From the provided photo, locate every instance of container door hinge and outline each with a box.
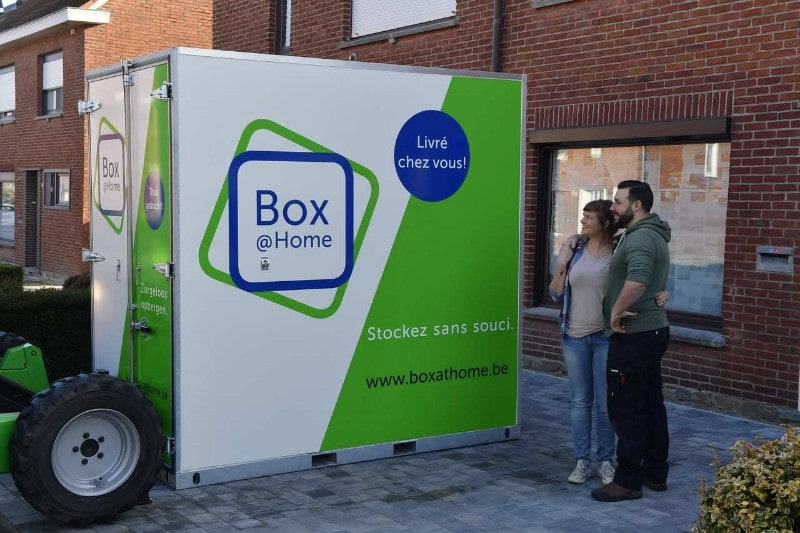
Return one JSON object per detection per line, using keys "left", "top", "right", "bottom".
{"left": 121, "top": 59, "right": 134, "bottom": 86}
{"left": 78, "top": 100, "right": 102, "bottom": 115}
{"left": 131, "top": 317, "right": 151, "bottom": 334}
{"left": 151, "top": 82, "right": 172, "bottom": 101}
{"left": 82, "top": 249, "right": 105, "bottom": 263}
{"left": 153, "top": 262, "right": 174, "bottom": 279}
{"left": 164, "top": 437, "right": 176, "bottom": 455}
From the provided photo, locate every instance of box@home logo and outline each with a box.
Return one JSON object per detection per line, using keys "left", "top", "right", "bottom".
{"left": 93, "top": 117, "right": 127, "bottom": 234}
{"left": 199, "top": 119, "right": 379, "bottom": 319}
{"left": 228, "top": 151, "right": 354, "bottom": 292}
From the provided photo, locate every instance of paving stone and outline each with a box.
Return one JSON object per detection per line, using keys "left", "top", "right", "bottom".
{"left": 0, "top": 371, "right": 785, "bottom": 533}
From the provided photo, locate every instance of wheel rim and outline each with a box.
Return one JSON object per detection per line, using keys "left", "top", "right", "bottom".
{"left": 51, "top": 409, "right": 141, "bottom": 496}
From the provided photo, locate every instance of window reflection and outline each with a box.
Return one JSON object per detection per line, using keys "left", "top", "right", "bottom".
{"left": 550, "top": 143, "right": 730, "bottom": 316}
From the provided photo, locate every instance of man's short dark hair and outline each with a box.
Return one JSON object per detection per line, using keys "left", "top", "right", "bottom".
{"left": 617, "top": 180, "right": 654, "bottom": 212}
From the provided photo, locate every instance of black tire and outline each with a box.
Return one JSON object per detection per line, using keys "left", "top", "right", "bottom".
{"left": 9, "top": 373, "right": 162, "bottom": 526}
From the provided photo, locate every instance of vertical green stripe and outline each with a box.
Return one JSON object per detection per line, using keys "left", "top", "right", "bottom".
{"left": 321, "top": 77, "right": 522, "bottom": 450}
{"left": 122, "top": 64, "right": 174, "bottom": 442}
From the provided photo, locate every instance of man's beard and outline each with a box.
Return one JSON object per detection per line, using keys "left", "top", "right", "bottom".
{"left": 616, "top": 207, "right": 634, "bottom": 228}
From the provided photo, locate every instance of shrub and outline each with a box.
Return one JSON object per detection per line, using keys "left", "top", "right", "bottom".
{"left": 63, "top": 271, "right": 91, "bottom": 290}
{"left": 0, "top": 263, "right": 23, "bottom": 294}
{"left": 695, "top": 425, "right": 800, "bottom": 533}
{"left": 0, "top": 288, "right": 91, "bottom": 382}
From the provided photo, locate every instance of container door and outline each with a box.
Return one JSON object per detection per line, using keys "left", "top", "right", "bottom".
{"left": 128, "top": 62, "right": 175, "bottom": 470}
{"left": 87, "top": 73, "right": 130, "bottom": 378}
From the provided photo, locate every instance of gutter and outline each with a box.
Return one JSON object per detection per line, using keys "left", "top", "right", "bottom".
{"left": 491, "top": 0, "right": 503, "bottom": 72}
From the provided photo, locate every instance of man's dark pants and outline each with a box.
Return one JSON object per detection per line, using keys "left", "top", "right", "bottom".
{"left": 606, "top": 326, "right": 670, "bottom": 490}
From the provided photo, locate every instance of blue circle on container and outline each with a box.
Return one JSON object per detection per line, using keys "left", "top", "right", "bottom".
{"left": 394, "top": 110, "right": 470, "bottom": 202}
{"left": 144, "top": 171, "right": 165, "bottom": 230}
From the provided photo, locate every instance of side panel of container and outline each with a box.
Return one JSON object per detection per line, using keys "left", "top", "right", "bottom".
{"left": 172, "top": 50, "right": 523, "bottom": 486}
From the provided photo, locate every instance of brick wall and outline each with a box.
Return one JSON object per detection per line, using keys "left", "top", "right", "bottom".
{"left": 84, "top": 0, "right": 213, "bottom": 70}
{"left": 0, "top": 1, "right": 214, "bottom": 277}
{"left": 216, "top": 0, "right": 799, "bottom": 408}
{"left": 212, "top": 0, "right": 274, "bottom": 53}
{"left": 504, "top": 0, "right": 800, "bottom": 408}
{"left": 0, "top": 33, "right": 88, "bottom": 275}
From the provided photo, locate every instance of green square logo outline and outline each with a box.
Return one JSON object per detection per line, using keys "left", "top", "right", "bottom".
{"left": 198, "top": 119, "right": 380, "bottom": 319}
{"left": 93, "top": 116, "right": 126, "bottom": 235}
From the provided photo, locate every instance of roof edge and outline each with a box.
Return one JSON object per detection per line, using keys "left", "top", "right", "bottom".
{"left": 0, "top": 7, "right": 110, "bottom": 50}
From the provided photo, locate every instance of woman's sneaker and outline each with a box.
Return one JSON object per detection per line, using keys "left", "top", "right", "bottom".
{"left": 597, "top": 461, "right": 616, "bottom": 485}
{"left": 568, "top": 459, "right": 593, "bottom": 484}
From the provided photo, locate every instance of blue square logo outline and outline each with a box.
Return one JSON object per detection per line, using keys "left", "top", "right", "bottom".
{"left": 227, "top": 150, "right": 355, "bottom": 292}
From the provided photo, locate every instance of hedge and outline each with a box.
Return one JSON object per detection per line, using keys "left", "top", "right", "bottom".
{"left": 0, "top": 288, "right": 91, "bottom": 383}
{"left": 0, "top": 263, "right": 23, "bottom": 294}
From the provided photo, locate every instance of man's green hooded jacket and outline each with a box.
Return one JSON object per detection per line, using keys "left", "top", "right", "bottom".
{"left": 604, "top": 213, "right": 671, "bottom": 335}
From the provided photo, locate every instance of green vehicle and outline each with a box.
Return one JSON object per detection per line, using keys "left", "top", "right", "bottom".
{"left": 0, "top": 333, "right": 162, "bottom": 525}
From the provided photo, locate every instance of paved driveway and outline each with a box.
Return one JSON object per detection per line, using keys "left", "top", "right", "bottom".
{"left": 0, "top": 370, "right": 783, "bottom": 532}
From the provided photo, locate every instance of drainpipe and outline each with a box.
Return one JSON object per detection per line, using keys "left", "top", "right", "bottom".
{"left": 491, "top": 0, "right": 503, "bottom": 72}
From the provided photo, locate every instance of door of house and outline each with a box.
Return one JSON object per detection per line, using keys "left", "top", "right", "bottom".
{"left": 23, "top": 170, "right": 39, "bottom": 272}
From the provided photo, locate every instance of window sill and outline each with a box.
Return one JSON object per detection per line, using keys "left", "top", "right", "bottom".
{"left": 44, "top": 205, "right": 69, "bottom": 210}
{"left": 532, "top": 0, "right": 576, "bottom": 8}
{"left": 0, "top": 239, "right": 14, "bottom": 247}
{"left": 523, "top": 307, "right": 726, "bottom": 348}
{"left": 34, "top": 112, "right": 64, "bottom": 121}
{"left": 0, "top": 118, "right": 14, "bottom": 126}
{"left": 339, "top": 17, "right": 459, "bottom": 49}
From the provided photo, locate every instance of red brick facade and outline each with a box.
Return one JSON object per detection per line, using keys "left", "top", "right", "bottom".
{"left": 0, "top": 0, "right": 212, "bottom": 277}
{"left": 0, "top": 33, "right": 87, "bottom": 275}
{"left": 215, "top": 0, "right": 800, "bottom": 410}
{"left": 213, "top": 0, "right": 274, "bottom": 53}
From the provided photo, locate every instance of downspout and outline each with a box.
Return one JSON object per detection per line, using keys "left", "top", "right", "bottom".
{"left": 491, "top": 0, "right": 503, "bottom": 72}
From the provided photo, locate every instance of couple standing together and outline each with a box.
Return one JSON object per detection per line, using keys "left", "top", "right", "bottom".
{"left": 549, "top": 180, "right": 671, "bottom": 502}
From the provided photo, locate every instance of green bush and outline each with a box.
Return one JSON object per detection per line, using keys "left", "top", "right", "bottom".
{"left": 63, "top": 271, "right": 91, "bottom": 290}
{"left": 695, "top": 425, "right": 800, "bottom": 532}
{"left": 0, "top": 288, "right": 91, "bottom": 382}
{"left": 0, "top": 263, "right": 23, "bottom": 294}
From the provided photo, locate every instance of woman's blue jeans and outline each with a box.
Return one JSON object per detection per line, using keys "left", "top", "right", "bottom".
{"left": 562, "top": 330, "right": 615, "bottom": 462}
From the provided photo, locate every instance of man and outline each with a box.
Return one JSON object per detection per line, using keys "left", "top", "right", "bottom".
{"left": 591, "top": 180, "right": 671, "bottom": 502}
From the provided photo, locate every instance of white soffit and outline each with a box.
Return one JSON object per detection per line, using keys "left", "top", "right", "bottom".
{"left": 0, "top": 7, "right": 110, "bottom": 48}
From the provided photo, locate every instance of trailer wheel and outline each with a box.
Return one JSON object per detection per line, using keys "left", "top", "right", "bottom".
{"left": 9, "top": 373, "right": 162, "bottom": 526}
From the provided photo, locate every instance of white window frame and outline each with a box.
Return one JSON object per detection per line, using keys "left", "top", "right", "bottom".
{"left": 351, "top": 0, "right": 456, "bottom": 38}
{"left": 0, "top": 171, "right": 15, "bottom": 243}
{"left": 0, "top": 64, "right": 14, "bottom": 121}
{"left": 44, "top": 170, "right": 70, "bottom": 208}
{"left": 705, "top": 143, "right": 719, "bottom": 178}
{"left": 41, "top": 51, "right": 63, "bottom": 116}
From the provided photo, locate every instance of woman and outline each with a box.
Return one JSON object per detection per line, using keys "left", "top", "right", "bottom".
{"left": 549, "top": 199, "right": 667, "bottom": 486}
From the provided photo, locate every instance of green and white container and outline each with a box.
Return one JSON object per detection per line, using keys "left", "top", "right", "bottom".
{"left": 84, "top": 47, "right": 526, "bottom": 489}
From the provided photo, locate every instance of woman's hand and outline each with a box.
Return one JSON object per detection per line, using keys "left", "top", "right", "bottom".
{"left": 655, "top": 291, "right": 670, "bottom": 308}
{"left": 556, "top": 234, "right": 581, "bottom": 266}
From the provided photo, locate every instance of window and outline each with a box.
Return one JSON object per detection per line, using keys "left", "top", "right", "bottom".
{"left": 544, "top": 142, "right": 730, "bottom": 328}
{"left": 275, "top": 0, "right": 291, "bottom": 53}
{"left": 41, "top": 51, "right": 63, "bottom": 115}
{"left": 0, "top": 64, "right": 14, "bottom": 121}
{"left": 44, "top": 171, "right": 69, "bottom": 208}
{"left": 0, "top": 172, "right": 14, "bottom": 243}
{"left": 0, "top": 0, "right": 20, "bottom": 12}
{"left": 351, "top": 0, "right": 456, "bottom": 38}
